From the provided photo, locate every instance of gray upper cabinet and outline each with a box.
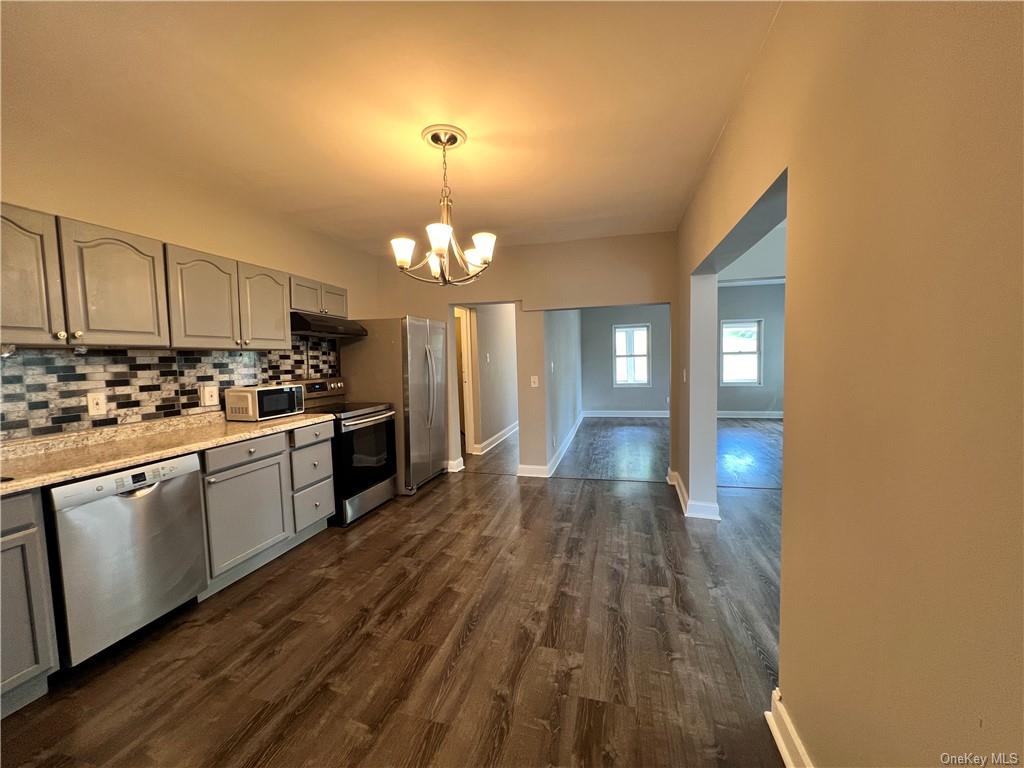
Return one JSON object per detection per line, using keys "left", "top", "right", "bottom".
{"left": 166, "top": 245, "right": 242, "bottom": 350}
{"left": 0, "top": 204, "right": 67, "bottom": 346}
{"left": 321, "top": 284, "right": 348, "bottom": 318}
{"left": 58, "top": 218, "right": 170, "bottom": 348}
{"left": 290, "top": 276, "right": 348, "bottom": 318}
{"left": 1, "top": 492, "right": 58, "bottom": 709}
{"left": 204, "top": 452, "right": 294, "bottom": 577}
{"left": 290, "top": 276, "right": 322, "bottom": 314}
{"left": 238, "top": 262, "right": 291, "bottom": 350}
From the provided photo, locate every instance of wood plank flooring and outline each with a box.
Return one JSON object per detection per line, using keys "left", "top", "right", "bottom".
{"left": 2, "top": 472, "right": 781, "bottom": 768}
{"left": 716, "top": 419, "right": 783, "bottom": 490}
{"left": 552, "top": 418, "right": 670, "bottom": 483}
{"left": 463, "top": 432, "right": 520, "bottom": 476}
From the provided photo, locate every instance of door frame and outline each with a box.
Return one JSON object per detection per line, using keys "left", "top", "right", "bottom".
{"left": 453, "top": 306, "right": 476, "bottom": 453}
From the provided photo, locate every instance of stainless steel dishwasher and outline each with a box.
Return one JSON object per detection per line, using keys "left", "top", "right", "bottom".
{"left": 48, "top": 453, "right": 206, "bottom": 666}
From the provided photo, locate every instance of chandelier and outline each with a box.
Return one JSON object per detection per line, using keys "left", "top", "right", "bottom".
{"left": 390, "top": 124, "right": 495, "bottom": 285}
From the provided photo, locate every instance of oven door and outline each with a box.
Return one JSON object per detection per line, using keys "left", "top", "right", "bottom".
{"left": 337, "top": 411, "right": 397, "bottom": 498}
{"left": 256, "top": 386, "right": 303, "bottom": 419}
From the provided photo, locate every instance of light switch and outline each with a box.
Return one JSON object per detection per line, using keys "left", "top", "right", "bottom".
{"left": 550, "top": 360, "right": 555, "bottom": 373}
{"left": 530, "top": 375, "right": 539, "bottom": 388}
{"left": 200, "top": 384, "right": 220, "bottom": 406}
{"left": 87, "top": 391, "right": 107, "bottom": 416}
{"left": 486, "top": 352, "right": 491, "bottom": 364}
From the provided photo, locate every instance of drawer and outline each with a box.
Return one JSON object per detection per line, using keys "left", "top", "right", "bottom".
{"left": 292, "top": 422, "right": 332, "bottom": 449}
{"left": 291, "top": 441, "right": 333, "bottom": 490}
{"left": 205, "top": 432, "right": 288, "bottom": 473}
{"left": 0, "top": 491, "right": 40, "bottom": 536}
{"left": 293, "top": 477, "right": 335, "bottom": 531}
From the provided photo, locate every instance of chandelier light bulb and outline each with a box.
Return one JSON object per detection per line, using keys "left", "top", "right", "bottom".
{"left": 426, "top": 223, "right": 453, "bottom": 255}
{"left": 464, "top": 247, "right": 483, "bottom": 273}
{"left": 391, "top": 237, "right": 415, "bottom": 269}
{"left": 427, "top": 253, "right": 442, "bottom": 278}
{"left": 472, "top": 232, "right": 496, "bottom": 264}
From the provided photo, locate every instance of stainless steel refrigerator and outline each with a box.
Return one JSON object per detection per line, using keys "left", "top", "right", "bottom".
{"left": 343, "top": 316, "right": 447, "bottom": 494}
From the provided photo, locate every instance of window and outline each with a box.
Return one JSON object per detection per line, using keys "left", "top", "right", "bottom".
{"left": 613, "top": 324, "right": 651, "bottom": 387}
{"left": 721, "top": 320, "right": 762, "bottom": 385}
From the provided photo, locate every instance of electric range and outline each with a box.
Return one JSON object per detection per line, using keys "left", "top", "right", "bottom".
{"left": 292, "top": 378, "right": 397, "bottom": 525}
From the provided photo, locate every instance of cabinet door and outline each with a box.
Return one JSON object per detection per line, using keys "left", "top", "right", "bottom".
{"left": 1, "top": 526, "right": 58, "bottom": 692}
{"left": 321, "top": 284, "right": 348, "bottom": 318}
{"left": 166, "top": 245, "right": 241, "bottom": 350}
{"left": 238, "top": 262, "right": 291, "bottom": 350}
{"left": 204, "top": 453, "right": 294, "bottom": 577}
{"left": 1, "top": 204, "right": 67, "bottom": 346}
{"left": 58, "top": 218, "right": 170, "bottom": 347}
{"left": 290, "top": 276, "right": 322, "bottom": 314}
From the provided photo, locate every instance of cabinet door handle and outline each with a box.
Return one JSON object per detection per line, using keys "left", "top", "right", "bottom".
{"left": 55, "top": 330, "right": 68, "bottom": 340}
{"left": 73, "top": 330, "right": 84, "bottom": 339}
{"left": 236, "top": 339, "right": 242, "bottom": 345}
{"left": 244, "top": 340, "right": 251, "bottom": 345}
{"left": 207, "top": 477, "right": 219, "bottom": 484}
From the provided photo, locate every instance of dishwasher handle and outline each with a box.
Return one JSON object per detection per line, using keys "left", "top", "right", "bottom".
{"left": 116, "top": 482, "right": 162, "bottom": 499}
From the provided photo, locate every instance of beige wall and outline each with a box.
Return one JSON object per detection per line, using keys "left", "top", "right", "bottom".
{"left": 670, "top": 3, "right": 1023, "bottom": 765}
{"left": 467, "top": 303, "right": 519, "bottom": 446}
{"left": 544, "top": 309, "right": 582, "bottom": 463}
{"left": 0, "top": 138, "right": 379, "bottom": 319}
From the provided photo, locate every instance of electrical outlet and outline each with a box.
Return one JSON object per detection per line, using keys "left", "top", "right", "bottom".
{"left": 199, "top": 384, "right": 220, "bottom": 406}
{"left": 87, "top": 391, "right": 107, "bottom": 416}
{"left": 530, "top": 375, "right": 539, "bottom": 388}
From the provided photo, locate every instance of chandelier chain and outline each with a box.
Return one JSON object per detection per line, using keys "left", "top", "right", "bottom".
{"left": 440, "top": 143, "right": 452, "bottom": 201}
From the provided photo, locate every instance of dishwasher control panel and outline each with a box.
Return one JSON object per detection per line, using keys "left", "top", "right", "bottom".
{"left": 49, "top": 453, "right": 201, "bottom": 509}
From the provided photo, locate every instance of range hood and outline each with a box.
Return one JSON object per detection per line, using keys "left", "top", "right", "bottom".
{"left": 290, "top": 311, "right": 368, "bottom": 340}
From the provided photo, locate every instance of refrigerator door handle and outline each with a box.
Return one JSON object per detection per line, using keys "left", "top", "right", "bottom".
{"left": 425, "top": 344, "right": 435, "bottom": 427}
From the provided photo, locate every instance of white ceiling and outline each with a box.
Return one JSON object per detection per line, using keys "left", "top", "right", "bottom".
{"left": 1, "top": 2, "right": 778, "bottom": 255}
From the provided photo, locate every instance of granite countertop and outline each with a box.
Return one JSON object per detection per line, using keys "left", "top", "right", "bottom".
{"left": 0, "top": 412, "right": 336, "bottom": 496}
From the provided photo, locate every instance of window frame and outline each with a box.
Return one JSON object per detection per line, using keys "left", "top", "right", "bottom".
{"left": 612, "top": 322, "right": 653, "bottom": 388}
{"left": 720, "top": 318, "right": 764, "bottom": 387}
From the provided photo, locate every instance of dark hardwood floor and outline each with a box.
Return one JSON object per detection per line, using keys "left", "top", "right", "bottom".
{"left": 2, "top": 471, "right": 781, "bottom": 768}
{"left": 716, "top": 418, "right": 783, "bottom": 490}
{"left": 552, "top": 418, "right": 670, "bottom": 483}
{"left": 463, "top": 431, "right": 519, "bottom": 476}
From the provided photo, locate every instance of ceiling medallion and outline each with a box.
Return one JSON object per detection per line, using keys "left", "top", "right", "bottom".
{"left": 390, "top": 124, "right": 495, "bottom": 285}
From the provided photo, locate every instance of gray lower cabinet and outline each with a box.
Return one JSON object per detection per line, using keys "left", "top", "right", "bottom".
{"left": 203, "top": 451, "right": 294, "bottom": 578}
{"left": 238, "top": 262, "right": 292, "bottom": 350}
{"left": 1, "top": 491, "right": 59, "bottom": 717}
{"left": 166, "top": 245, "right": 242, "bottom": 350}
{"left": 0, "top": 204, "right": 66, "bottom": 346}
{"left": 289, "top": 276, "right": 348, "bottom": 318}
{"left": 58, "top": 218, "right": 171, "bottom": 348}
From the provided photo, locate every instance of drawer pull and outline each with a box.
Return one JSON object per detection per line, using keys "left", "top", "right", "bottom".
{"left": 314, "top": 431, "right": 321, "bottom": 437}
{"left": 208, "top": 477, "right": 218, "bottom": 484}
{"left": 314, "top": 501, "right": 321, "bottom": 508}
{"left": 248, "top": 447, "right": 256, "bottom": 454}
{"left": 312, "top": 460, "right": 320, "bottom": 468}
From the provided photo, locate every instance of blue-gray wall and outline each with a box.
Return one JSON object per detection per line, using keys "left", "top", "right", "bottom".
{"left": 718, "top": 283, "right": 785, "bottom": 414}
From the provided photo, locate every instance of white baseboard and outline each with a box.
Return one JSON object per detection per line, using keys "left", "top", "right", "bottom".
{"left": 516, "top": 464, "right": 550, "bottom": 478}
{"left": 445, "top": 457, "right": 465, "bottom": 473}
{"left": 685, "top": 499, "right": 720, "bottom": 520}
{"left": 717, "top": 410, "right": 783, "bottom": 419}
{"left": 517, "top": 410, "right": 584, "bottom": 478}
{"left": 469, "top": 421, "right": 518, "bottom": 455}
{"left": 666, "top": 469, "right": 688, "bottom": 512}
{"left": 765, "top": 689, "right": 814, "bottom": 767}
{"left": 583, "top": 410, "right": 670, "bottom": 418}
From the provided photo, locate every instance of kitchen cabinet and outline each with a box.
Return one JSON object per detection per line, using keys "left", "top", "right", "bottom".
{"left": 290, "top": 276, "right": 348, "bottom": 318}
{"left": 58, "top": 218, "right": 170, "bottom": 347}
{"left": 166, "top": 245, "right": 242, "bottom": 350}
{"left": 1, "top": 491, "right": 58, "bottom": 717}
{"left": 0, "top": 204, "right": 66, "bottom": 347}
{"left": 238, "top": 262, "right": 292, "bottom": 350}
{"left": 203, "top": 450, "right": 293, "bottom": 578}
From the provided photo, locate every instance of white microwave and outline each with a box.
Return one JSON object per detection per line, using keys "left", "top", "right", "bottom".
{"left": 223, "top": 384, "right": 304, "bottom": 421}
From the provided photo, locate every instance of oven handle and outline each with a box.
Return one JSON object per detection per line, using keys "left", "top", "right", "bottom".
{"left": 341, "top": 410, "right": 396, "bottom": 433}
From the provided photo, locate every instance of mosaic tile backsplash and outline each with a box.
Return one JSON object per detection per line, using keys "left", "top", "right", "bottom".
{"left": 0, "top": 336, "right": 338, "bottom": 441}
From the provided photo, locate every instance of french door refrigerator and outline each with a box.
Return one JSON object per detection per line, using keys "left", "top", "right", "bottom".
{"left": 343, "top": 316, "right": 447, "bottom": 494}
